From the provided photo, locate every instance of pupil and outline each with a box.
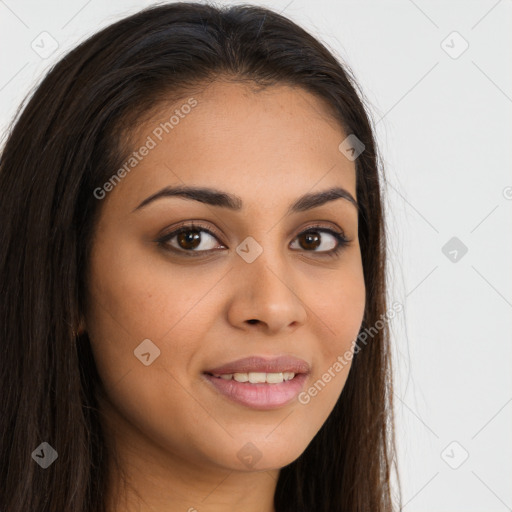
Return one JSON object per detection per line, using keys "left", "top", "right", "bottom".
{"left": 302, "top": 232, "right": 320, "bottom": 250}
{"left": 178, "top": 230, "right": 201, "bottom": 249}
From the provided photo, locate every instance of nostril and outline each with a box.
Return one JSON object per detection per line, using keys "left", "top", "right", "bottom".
{"left": 247, "top": 319, "right": 259, "bottom": 325}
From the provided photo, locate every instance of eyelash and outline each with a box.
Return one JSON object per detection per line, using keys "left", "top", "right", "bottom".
{"left": 156, "top": 222, "right": 350, "bottom": 259}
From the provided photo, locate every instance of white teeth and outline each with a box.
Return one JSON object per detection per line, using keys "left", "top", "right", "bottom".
{"left": 213, "top": 372, "right": 296, "bottom": 383}
{"left": 265, "top": 372, "right": 284, "bottom": 384}
{"left": 248, "top": 372, "right": 267, "bottom": 383}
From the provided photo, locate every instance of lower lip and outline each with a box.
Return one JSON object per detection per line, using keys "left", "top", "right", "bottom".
{"left": 203, "top": 373, "right": 308, "bottom": 410}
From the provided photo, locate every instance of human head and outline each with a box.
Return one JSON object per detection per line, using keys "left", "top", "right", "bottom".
{"left": 0, "top": 3, "right": 400, "bottom": 511}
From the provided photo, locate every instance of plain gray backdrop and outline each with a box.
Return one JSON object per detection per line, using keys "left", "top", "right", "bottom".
{"left": 1, "top": 1, "right": 511, "bottom": 510}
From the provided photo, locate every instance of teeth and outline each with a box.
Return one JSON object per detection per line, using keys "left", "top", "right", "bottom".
{"left": 213, "top": 372, "right": 296, "bottom": 383}
{"left": 265, "top": 372, "right": 283, "bottom": 384}
{"left": 248, "top": 372, "right": 267, "bottom": 383}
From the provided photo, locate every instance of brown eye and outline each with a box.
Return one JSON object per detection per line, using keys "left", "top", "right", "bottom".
{"left": 175, "top": 229, "right": 202, "bottom": 250}
{"left": 297, "top": 231, "right": 322, "bottom": 251}
{"left": 290, "top": 227, "right": 349, "bottom": 256}
{"left": 157, "top": 223, "right": 224, "bottom": 256}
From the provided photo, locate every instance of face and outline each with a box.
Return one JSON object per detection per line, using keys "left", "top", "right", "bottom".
{"left": 85, "top": 80, "right": 366, "bottom": 477}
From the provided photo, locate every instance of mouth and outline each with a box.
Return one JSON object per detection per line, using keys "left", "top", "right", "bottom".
{"left": 204, "top": 371, "right": 299, "bottom": 384}
{"left": 202, "top": 355, "right": 310, "bottom": 410}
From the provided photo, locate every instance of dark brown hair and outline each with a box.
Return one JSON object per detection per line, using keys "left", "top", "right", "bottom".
{"left": 0, "top": 2, "right": 401, "bottom": 511}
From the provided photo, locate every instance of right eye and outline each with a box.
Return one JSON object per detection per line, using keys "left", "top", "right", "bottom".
{"left": 156, "top": 222, "right": 226, "bottom": 257}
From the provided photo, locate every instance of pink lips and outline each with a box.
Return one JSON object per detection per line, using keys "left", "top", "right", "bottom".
{"left": 205, "top": 355, "right": 311, "bottom": 375}
{"left": 203, "top": 355, "right": 310, "bottom": 410}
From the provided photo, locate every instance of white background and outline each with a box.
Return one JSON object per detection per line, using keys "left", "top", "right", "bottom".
{"left": 1, "top": 1, "right": 511, "bottom": 510}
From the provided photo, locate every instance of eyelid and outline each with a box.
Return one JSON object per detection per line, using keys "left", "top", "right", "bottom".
{"left": 296, "top": 222, "right": 348, "bottom": 239}
{"left": 157, "top": 220, "right": 223, "bottom": 244}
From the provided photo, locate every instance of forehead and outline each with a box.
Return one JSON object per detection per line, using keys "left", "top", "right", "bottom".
{"left": 105, "top": 80, "right": 356, "bottom": 214}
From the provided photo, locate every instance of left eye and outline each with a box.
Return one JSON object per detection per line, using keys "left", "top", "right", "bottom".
{"left": 157, "top": 223, "right": 349, "bottom": 257}
{"left": 290, "top": 229, "right": 344, "bottom": 252}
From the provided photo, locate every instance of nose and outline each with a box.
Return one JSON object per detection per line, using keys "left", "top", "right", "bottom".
{"left": 226, "top": 245, "right": 308, "bottom": 334}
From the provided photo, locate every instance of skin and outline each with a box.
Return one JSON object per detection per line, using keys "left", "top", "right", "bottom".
{"left": 83, "top": 79, "right": 366, "bottom": 512}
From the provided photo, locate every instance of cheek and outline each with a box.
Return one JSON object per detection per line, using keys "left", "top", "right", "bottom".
{"left": 310, "top": 261, "right": 366, "bottom": 360}
{"left": 84, "top": 233, "right": 223, "bottom": 386}
{"left": 302, "top": 261, "right": 365, "bottom": 414}
{"left": 293, "top": 279, "right": 365, "bottom": 448}
{"left": 84, "top": 239, "right": 207, "bottom": 450}
{"left": 86, "top": 231, "right": 198, "bottom": 342}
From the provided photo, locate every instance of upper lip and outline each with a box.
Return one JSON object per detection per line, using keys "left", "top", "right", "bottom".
{"left": 205, "top": 355, "right": 311, "bottom": 375}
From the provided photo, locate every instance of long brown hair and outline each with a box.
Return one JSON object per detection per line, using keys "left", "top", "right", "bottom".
{"left": 0, "top": 3, "right": 401, "bottom": 510}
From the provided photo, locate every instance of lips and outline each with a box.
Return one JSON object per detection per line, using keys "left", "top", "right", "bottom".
{"left": 204, "top": 355, "right": 311, "bottom": 376}
{"left": 203, "top": 372, "right": 308, "bottom": 410}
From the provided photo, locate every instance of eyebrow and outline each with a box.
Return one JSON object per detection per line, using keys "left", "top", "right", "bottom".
{"left": 132, "top": 185, "right": 358, "bottom": 215}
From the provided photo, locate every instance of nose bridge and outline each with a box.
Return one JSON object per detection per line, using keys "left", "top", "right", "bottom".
{"left": 231, "top": 229, "right": 307, "bottom": 320}
{"left": 236, "top": 228, "right": 289, "bottom": 290}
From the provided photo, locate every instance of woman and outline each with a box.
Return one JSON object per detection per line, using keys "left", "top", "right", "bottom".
{"left": 0, "top": 2, "right": 401, "bottom": 511}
